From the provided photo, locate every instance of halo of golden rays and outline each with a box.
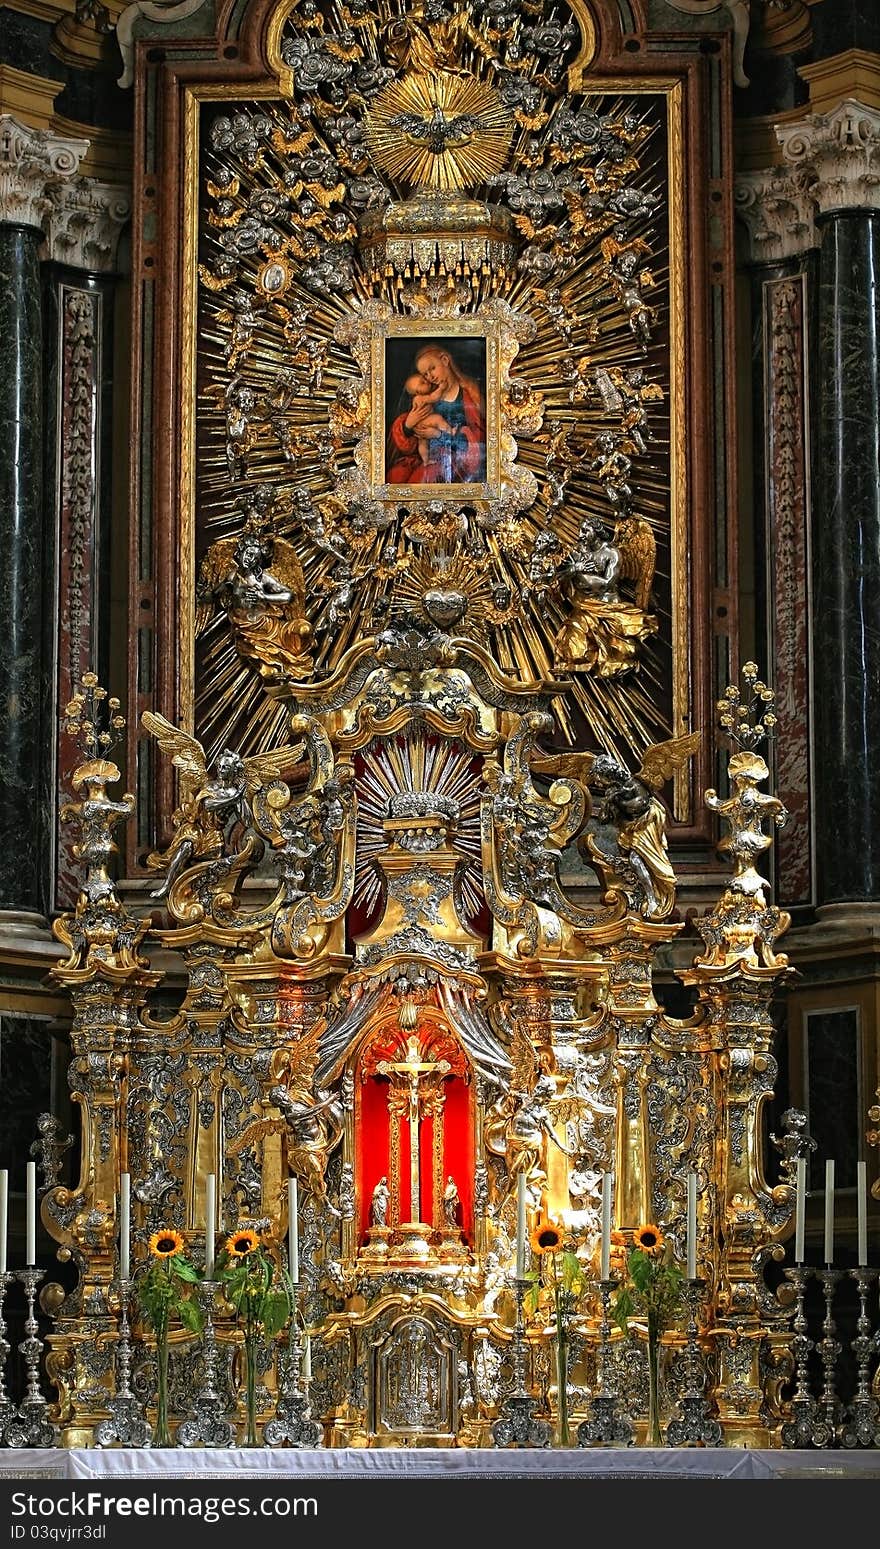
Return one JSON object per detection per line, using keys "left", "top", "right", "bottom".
{"left": 395, "top": 552, "right": 493, "bottom": 637}
{"left": 355, "top": 732, "right": 483, "bottom": 925}
{"left": 365, "top": 72, "right": 513, "bottom": 193}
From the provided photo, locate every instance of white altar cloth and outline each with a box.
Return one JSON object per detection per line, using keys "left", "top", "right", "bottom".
{"left": 1, "top": 1448, "right": 878, "bottom": 1479}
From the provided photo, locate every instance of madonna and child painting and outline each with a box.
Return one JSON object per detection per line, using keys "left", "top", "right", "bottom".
{"left": 384, "top": 336, "right": 487, "bottom": 487}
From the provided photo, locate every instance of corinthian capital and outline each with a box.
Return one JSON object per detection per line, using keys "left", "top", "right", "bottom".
{"left": 778, "top": 98, "right": 880, "bottom": 215}
{"left": 735, "top": 167, "right": 817, "bottom": 261}
{"left": 0, "top": 115, "right": 89, "bottom": 231}
{"left": 45, "top": 179, "right": 132, "bottom": 271}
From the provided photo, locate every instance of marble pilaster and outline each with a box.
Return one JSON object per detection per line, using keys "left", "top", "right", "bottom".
{"left": 0, "top": 222, "right": 48, "bottom": 918}
{"left": 740, "top": 99, "right": 880, "bottom": 910}
{"left": 811, "top": 208, "right": 880, "bottom": 904}
{"left": 0, "top": 118, "right": 87, "bottom": 922}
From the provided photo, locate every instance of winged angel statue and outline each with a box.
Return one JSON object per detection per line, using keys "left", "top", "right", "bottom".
{"left": 229, "top": 1025, "right": 345, "bottom": 1210}
{"left": 142, "top": 711, "right": 305, "bottom": 903}
{"left": 484, "top": 1023, "right": 595, "bottom": 1213}
{"left": 195, "top": 530, "right": 313, "bottom": 680}
{"left": 532, "top": 731, "right": 701, "bottom": 919}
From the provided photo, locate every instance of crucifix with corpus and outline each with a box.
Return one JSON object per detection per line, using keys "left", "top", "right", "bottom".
{"left": 377, "top": 1034, "right": 451, "bottom": 1227}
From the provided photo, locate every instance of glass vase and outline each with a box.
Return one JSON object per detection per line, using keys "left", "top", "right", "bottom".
{"left": 155, "top": 1335, "right": 171, "bottom": 1447}
{"left": 646, "top": 1328, "right": 662, "bottom": 1447}
{"left": 243, "top": 1331, "right": 259, "bottom": 1446}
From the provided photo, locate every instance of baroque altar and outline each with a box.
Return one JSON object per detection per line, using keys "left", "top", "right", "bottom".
{"left": 19, "top": 0, "right": 828, "bottom": 1452}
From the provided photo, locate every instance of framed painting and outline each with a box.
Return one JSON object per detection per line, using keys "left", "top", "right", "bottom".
{"left": 371, "top": 319, "right": 500, "bottom": 502}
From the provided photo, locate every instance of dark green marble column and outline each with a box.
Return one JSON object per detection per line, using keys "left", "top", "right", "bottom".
{"left": 0, "top": 223, "right": 45, "bottom": 919}
{"left": 812, "top": 210, "right": 880, "bottom": 905}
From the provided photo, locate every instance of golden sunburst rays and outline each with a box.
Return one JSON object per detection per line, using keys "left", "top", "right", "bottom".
{"left": 394, "top": 551, "right": 494, "bottom": 636}
{"left": 355, "top": 733, "right": 483, "bottom": 921}
{"left": 365, "top": 72, "right": 514, "bottom": 193}
{"left": 193, "top": 66, "right": 673, "bottom": 765}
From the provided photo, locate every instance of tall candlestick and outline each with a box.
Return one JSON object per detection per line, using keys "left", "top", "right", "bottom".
{"left": 823, "top": 1158, "right": 835, "bottom": 1266}
{"left": 119, "top": 1172, "right": 131, "bottom": 1281}
{"left": 857, "top": 1160, "right": 868, "bottom": 1267}
{"left": 26, "top": 1161, "right": 36, "bottom": 1266}
{"left": 302, "top": 1331, "right": 311, "bottom": 1382}
{"left": 288, "top": 1177, "right": 299, "bottom": 1282}
{"left": 600, "top": 1171, "right": 612, "bottom": 1281}
{"left": 0, "top": 1169, "right": 7, "bottom": 1274}
{"left": 794, "top": 1157, "right": 806, "bottom": 1263}
{"left": 515, "top": 1173, "right": 527, "bottom": 1278}
{"left": 204, "top": 1173, "right": 216, "bottom": 1276}
{"left": 686, "top": 1171, "right": 698, "bottom": 1280}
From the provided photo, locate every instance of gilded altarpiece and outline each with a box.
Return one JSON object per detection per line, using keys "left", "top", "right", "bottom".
{"left": 33, "top": 2, "right": 812, "bottom": 1454}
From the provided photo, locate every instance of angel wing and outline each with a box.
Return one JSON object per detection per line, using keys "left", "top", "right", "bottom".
{"left": 508, "top": 1019, "right": 539, "bottom": 1093}
{"left": 269, "top": 1022, "right": 321, "bottom": 1098}
{"left": 141, "top": 711, "right": 208, "bottom": 802}
{"left": 614, "top": 513, "right": 656, "bottom": 612}
{"left": 195, "top": 537, "right": 238, "bottom": 637}
{"left": 638, "top": 731, "right": 702, "bottom": 791}
{"left": 266, "top": 539, "right": 306, "bottom": 608}
{"left": 530, "top": 748, "right": 597, "bottom": 784}
{"left": 242, "top": 741, "right": 308, "bottom": 799}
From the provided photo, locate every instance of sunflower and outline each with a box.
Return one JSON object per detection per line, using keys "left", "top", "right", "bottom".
{"left": 224, "top": 1228, "right": 260, "bottom": 1258}
{"left": 530, "top": 1217, "right": 564, "bottom": 1254}
{"left": 148, "top": 1228, "right": 185, "bottom": 1258}
{"left": 633, "top": 1223, "right": 665, "bottom": 1255}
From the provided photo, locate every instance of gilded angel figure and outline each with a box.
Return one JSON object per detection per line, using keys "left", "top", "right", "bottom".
{"left": 142, "top": 712, "right": 306, "bottom": 901}
{"left": 195, "top": 529, "right": 313, "bottom": 680}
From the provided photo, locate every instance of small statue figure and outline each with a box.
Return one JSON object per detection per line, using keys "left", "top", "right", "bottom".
{"left": 142, "top": 713, "right": 305, "bottom": 901}
{"left": 443, "top": 1175, "right": 460, "bottom": 1230}
{"left": 195, "top": 527, "right": 313, "bottom": 679}
{"left": 371, "top": 1176, "right": 390, "bottom": 1227}
{"left": 553, "top": 516, "right": 657, "bottom": 676}
{"left": 558, "top": 518, "right": 621, "bottom": 605}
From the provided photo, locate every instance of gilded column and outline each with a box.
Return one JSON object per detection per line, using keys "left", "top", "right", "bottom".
{"left": 778, "top": 102, "right": 880, "bottom": 908}
{"left": 0, "top": 116, "right": 87, "bottom": 926}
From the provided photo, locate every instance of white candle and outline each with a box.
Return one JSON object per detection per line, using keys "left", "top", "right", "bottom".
{"left": 0, "top": 1170, "right": 7, "bottom": 1275}
{"left": 288, "top": 1177, "right": 299, "bottom": 1283}
{"left": 26, "top": 1162, "right": 36, "bottom": 1266}
{"left": 857, "top": 1160, "right": 868, "bottom": 1267}
{"left": 119, "top": 1172, "right": 131, "bottom": 1282}
{"left": 824, "top": 1159, "right": 835, "bottom": 1266}
{"left": 515, "top": 1173, "right": 527, "bottom": 1278}
{"left": 204, "top": 1173, "right": 216, "bottom": 1277}
{"left": 794, "top": 1157, "right": 806, "bottom": 1263}
{"left": 600, "top": 1171, "right": 612, "bottom": 1281}
{"left": 686, "top": 1171, "right": 698, "bottom": 1280}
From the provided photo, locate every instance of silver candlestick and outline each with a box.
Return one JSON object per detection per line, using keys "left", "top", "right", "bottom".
{"left": 0, "top": 1270, "right": 14, "bottom": 1443}
{"left": 178, "top": 1280, "right": 235, "bottom": 1447}
{"left": 96, "top": 1279, "right": 152, "bottom": 1447}
{"left": 665, "top": 1278, "right": 723, "bottom": 1447}
{"left": 810, "top": 1268, "right": 843, "bottom": 1447}
{"left": 781, "top": 1265, "right": 819, "bottom": 1447}
{"left": 577, "top": 1278, "right": 633, "bottom": 1447}
{"left": 491, "top": 1276, "right": 550, "bottom": 1447}
{"left": 5, "top": 1267, "right": 57, "bottom": 1447}
{"left": 264, "top": 1285, "right": 320, "bottom": 1448}
{"left": 841, "top": 1267, "right": 880, "bottom": 1448}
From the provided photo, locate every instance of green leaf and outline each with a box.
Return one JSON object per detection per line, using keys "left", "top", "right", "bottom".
{"left": 170, "top": 1256, "right": 200, "bottom": 1283}
{"left": 178, "top": 1298, "right": 204, "bottom": 1334}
